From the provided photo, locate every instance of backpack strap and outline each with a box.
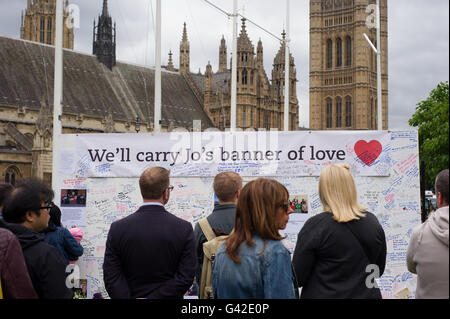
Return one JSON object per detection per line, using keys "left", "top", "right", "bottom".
{"left": 199, "top": 218, "right": 216, "bottom": 242}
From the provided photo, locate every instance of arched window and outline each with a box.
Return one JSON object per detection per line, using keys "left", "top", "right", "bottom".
{"left": 250, "top": 71, "right": 254, "bottom": 85}
{"left": 327, "top": 39, "right": 333, "bottom": 69}
{"left": 345, "top": 97, "right": 352, "bottom": 127}
{"left": 336, "top": 97, "right": 342, "bottom": 128}
{"left": 336, "top": 38, "right": 342, "bottom": 67}
{"left": 47, "top": 18, "right": 53, "bottom": 45}
{"left": 4, "top": 166, "right": 20, "bottom": 186}
{"left": 40, "top": 17, "right": 45, "bottom": 43}
{"left": 242, "top": 69, "right": 248, "bottom": 85}
{"left": 326, "top": 98, "right": 333, "bottom": 128}
{"left": 346, "top": 36, "right": 352, "bottom": 66}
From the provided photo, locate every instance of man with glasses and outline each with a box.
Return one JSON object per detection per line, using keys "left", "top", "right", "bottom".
{"left": 1, "top": 179, "right": 73, "bottom": 299}
{"left": 103, "top": 167, "right": 196, "bottom": 299}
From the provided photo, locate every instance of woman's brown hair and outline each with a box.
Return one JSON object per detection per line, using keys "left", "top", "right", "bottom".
{"left": 224, "top": 178, "right": 289, "bottom": 263}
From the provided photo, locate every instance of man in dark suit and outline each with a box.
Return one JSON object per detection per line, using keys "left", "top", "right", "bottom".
{"left": 103, "top": 167, "right": 196, "bottom": 299}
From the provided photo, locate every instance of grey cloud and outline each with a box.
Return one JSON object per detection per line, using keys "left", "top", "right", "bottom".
{"left": 1, "top": 0, "right": 448, "bottom": 129}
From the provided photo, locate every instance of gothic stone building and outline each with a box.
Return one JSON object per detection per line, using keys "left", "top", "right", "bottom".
{"left": 1, "top": 1, "right": 301, "bottom": 185}
{"left": 309, "top": 0, "right": 388, "bottom": 130}
{"left": 0, "top": 0, "right": 213, "bottom": 185}
{"left": 175, "top": 19, "right": 300, "bottom": 131}
{"left": 21, "top": 0, "right": 74, "bottom": 50}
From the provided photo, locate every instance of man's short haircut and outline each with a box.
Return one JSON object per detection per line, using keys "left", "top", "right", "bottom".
{"left": 139, "top": 167, "right": 170, "bottom": 200}
{"left": 0, "top": 183, "right": 14, "bottom": 207}
{"left": 435, "top": 169, "right": 449, "bottom": 204}
{"left": 213, "top": 172, "right": 243, "bottom": 202}
{"left": 2, "top": 179, "right": 54, "bottom": 224}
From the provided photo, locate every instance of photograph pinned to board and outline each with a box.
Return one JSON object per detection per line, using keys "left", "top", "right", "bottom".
{"left": 61, "top": 188, "right": 87, "bottom": 226}
{"left": 289, "top": 194, "right": 308, "bottom": 214}
{"left": 73, "top": 279, "right": 88, "bottom": 299}
{"left": 282, "top": 194, "right": 311, "bottom": 241}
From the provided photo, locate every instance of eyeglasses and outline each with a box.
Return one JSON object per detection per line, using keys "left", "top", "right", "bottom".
{"left": 279, "top": 202, "right": 290, "bottom": 212}
{"left": 40, "top": 203, "right": 54, "bottom": 210}
{"left": 167, "top": 186, "right": 174, "bottom": 192}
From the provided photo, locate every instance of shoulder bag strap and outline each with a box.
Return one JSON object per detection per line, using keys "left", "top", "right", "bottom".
{"left": 199, "top": 218, "right": 216, "bottom": 242}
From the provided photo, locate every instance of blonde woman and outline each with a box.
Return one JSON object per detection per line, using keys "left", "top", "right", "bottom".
{"left": 212, "top": 178, "right": 298, "bottom": 299}
{"left": 292, "top": 164, "right": 386, "bottom": 299}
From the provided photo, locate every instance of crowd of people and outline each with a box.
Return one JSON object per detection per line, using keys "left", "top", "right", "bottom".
{"left": 0, "top": 166, "right": 448, "bottom": 299}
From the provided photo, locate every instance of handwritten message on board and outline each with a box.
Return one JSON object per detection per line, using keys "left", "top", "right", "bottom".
{"left": 57, "top": 131, "right": 420, "bottom": 299}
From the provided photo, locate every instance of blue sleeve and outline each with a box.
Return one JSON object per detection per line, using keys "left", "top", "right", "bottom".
{"left": 263, "top": 247, "right": 297, "bottom": 299}
{"left": 62, "top": 228, "right": 83, "bottom": 260}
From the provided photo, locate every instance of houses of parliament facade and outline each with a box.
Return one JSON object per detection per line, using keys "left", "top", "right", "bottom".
{"left": 0, "top": 0, "right": 388, "bottom": 184}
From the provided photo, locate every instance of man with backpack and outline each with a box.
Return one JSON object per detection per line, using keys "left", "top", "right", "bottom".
{"left": 194, "top": 172, "right": 242, "bottom": 298}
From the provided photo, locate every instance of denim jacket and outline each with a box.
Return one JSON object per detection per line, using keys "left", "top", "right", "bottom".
{"left": 212, "top": 233, "right": 299, "bottom": 299}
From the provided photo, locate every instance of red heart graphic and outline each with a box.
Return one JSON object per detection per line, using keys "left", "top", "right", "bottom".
{"left": 354, "top": 140, "right": 382, "bottom": 166}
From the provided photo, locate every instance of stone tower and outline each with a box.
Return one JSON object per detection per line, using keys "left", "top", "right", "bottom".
{"left": 309, "top": 0, "right": 388, "bottom": 130}
{"left": 167, "top": 50, "right": 175, "bottom": 71}
{"left": 272, "top": 31, "right": 299, "bottom": 131}
{"left": 218, "top": 36, "right": 227, "bottom": 72}
{"left": 236, "top": 18, "right": 258, "bottom": 129}
{"left": 20, "top": 0, "right": 74, "bottom": 49}
{"left": 179, "top": 23, "right": 190, "bottom": 74}
{"left": 93, "top": 0, "right": 116, "bottom": 70}
{"left": 256, "top": 39, "right": 263, "bottom": 69}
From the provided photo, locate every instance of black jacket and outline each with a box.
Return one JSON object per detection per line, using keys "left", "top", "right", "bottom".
{"left": 292, "top": 212, "right": 386, "bottom": 299}
{"left": 2, "top": 221, "right": 73, "bottom": 299}
{"left": 103, "top": 205, "right": 197, "bottom": 299}
{"left": 193, "top": 203, "right": 236, "bottom": 285}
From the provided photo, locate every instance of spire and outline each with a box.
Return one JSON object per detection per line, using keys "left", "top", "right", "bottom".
{"left": 27, "top": 0, "right": 31, "bottom": 10}
{"left": 238, "top": 17, "right": 253, "bottom": 52}
{"left": 102, "top": 0, "right": 109, "bottom": 17}
{"left": 179, "top": 23, "right": 190, "bottom": 73}
{"left": 240, "top": 17, "right": 248, "bottom": 37}
{"left": 257, "top": 38, "right": 263, "bottom": 65}
{"left": 182, "top": 22, "right": 188, "bottom": 42}
{"left": 93, "top": 0, "right": 116, "bottom": 70}
{"left": 167, "top": 50, "right": 174, "bottom": 71}
{"left": 219, "top": 35, "right": 227, "bottom": 72}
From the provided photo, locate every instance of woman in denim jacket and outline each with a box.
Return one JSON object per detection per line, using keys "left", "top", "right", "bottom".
{"left": 212, "top": 178, "right": 298, "bottom": 299}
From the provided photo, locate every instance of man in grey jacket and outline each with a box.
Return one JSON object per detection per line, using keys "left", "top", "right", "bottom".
{"left": 407, "top": 169, "right": 449, "bottom": 299}
{"left": 194, "top": 172, "right": 242, "bottom": 288}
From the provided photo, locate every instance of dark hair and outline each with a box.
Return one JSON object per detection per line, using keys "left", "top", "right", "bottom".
{"left": 435, "top": 169, "right": 449, "bottom": 204}
{"left": 0, "top": 183, "right": 14, "bottom": 207}
{"left": 2, "top": 179, "right": 54, "bottom": 224}
{"left": 139, "top": 167, "right": 170, "bottom": 200}
{"left": 44, "top": 202, "right": 62, "bottom": 232}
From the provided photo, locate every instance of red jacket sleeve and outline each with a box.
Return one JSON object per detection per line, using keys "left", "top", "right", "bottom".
{"left": 1, "top": 231, "right": 38, "bottom": 299}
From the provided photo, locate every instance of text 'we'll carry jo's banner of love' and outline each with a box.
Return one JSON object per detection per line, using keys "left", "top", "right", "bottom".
{"left": 59, "top": 131, "right": 391, "bottom": 178}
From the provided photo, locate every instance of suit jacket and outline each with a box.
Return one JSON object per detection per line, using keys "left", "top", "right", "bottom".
{"left": 103, "top": 205, "right": 197, "bottom": 299}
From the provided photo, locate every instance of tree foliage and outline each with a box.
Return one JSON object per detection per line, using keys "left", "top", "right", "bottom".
{"left": 409, "top": 81, "right": 449, "bottom": 189}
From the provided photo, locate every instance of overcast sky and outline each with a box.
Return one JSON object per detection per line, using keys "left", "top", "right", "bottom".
{"left": 0, "top": 0, "right": 448, "bottom": 129}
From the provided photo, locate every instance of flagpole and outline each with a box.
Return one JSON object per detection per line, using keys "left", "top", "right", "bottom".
{"left": 284, "top": 0, "right": 290, "bottom": 131}
{"left": 154, "top": 0, "right": 162, "bottom": 133}
{"left": 230, "top": 0, "right": 238, "bottom": 131}
{"left": 52, "top": 0, "right": 63, "bottom": 191}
